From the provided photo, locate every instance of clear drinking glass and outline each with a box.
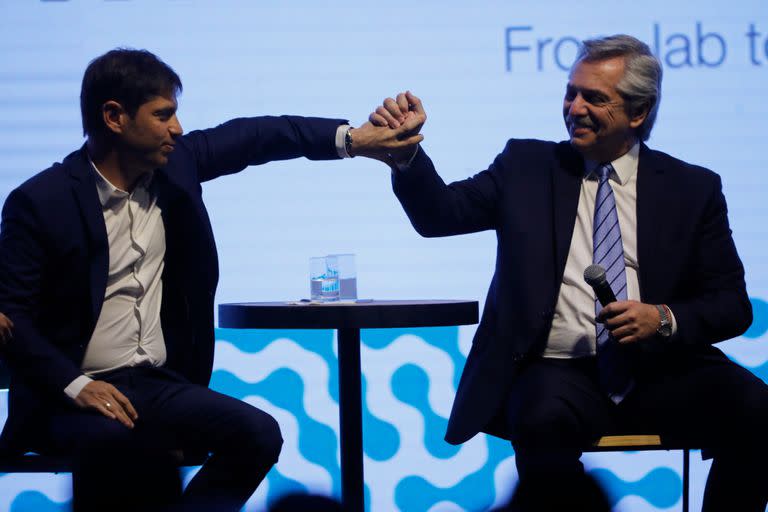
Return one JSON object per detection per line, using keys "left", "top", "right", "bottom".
{"left": 310, "top": 256, "right": 339, "bottom": 302}
{"left": 329, "top": 253, "right": 357, "bottom": 300}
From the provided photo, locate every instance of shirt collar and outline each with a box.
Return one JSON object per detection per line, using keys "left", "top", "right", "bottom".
{"left": 87, "top": 154, "right": 153, "bottom": 207}
{"left": 583, "top": 142, "right": 640, "bottom": 186}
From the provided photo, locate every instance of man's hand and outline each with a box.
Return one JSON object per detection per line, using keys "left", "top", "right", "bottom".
{"left": 354, "top": 91, "right": 426, "bottom": 164}
{"left": 597, "top": 300, "right": 661, "bottom": 344}
{"left": 369, "top": 91, "right": 425, "bottom": 130}
{"left": 75, "top": 380, "right": 138, "bottom": 429}
{"left": 0, "top": 313, "right": 13, "bottom": 345}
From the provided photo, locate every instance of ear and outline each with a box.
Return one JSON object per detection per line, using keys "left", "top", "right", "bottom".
{"left": 102, "top": 100, "right": 128, "bottom": 135}
{"left": 628, "top": 102, "right": 649, "bottom": 130}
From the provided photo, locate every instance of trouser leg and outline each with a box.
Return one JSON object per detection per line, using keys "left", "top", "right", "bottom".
{"left": 44, "top": 367, "right": 281, "bottom": 512}
{"left": 136, "top": 369, "right": 283, "bottom": 512}
{"left": 504, "top": 358, "right": 615, "bottom": 511}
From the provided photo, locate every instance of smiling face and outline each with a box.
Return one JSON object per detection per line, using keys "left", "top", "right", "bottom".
{"left": 563, "top": 57, "right": 646, "bottom": 163}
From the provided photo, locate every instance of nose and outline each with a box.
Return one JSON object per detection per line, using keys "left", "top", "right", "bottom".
{"left": 169, "top": 115, "right": 183, "bottom": 138}
{"left": 567, "top": 93, "right": 588, "bottom": 117}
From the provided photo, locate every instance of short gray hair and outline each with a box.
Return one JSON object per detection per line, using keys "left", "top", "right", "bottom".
{"left": 574, "top": 34, "right": 663, "bottom": 141}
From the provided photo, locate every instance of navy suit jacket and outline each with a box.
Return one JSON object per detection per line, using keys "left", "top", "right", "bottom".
{"left": 392, "top": 139, "right": 752, "bottom": 445}
{"left": 0, "top": 115, "right": 344, "bottom": 454}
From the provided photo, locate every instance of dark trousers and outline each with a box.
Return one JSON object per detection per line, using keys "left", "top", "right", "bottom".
{"left": 41, "top": 366, "right": 282, "bottom": 512}
{"left": 504, "top": 349, "right": 768, "bottom": 512}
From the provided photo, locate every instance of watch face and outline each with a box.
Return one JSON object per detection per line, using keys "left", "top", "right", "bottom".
{"left": 658, "top": 324, "right": 672, "bottom": 337}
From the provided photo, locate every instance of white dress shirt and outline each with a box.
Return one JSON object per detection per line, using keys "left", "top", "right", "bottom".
{"left": 64, "top": 162, "right": 168, "bottom": 399}
{"left": 65, "top": 127, "right": 351, "bottom": 399}
{"left": 544, "top": 143, "right": 675, "bottom": 358}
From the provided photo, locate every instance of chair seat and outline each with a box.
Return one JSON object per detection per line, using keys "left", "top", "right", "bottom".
{"left": 589, "top": 434, "right": 695, "bottom": 452}
{"left": 592, "top": 434, "right": 662, "bottom": 450}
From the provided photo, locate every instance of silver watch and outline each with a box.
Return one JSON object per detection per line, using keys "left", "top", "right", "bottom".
{"left": 655, "top": 304, "right": 672, "bottom": 338}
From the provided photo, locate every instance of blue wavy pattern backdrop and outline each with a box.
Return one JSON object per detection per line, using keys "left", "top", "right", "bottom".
{"left": 1, "top": 297, "right": 766, "bottom": 511}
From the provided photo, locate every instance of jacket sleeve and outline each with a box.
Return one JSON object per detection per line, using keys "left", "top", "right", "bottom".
{"left": 391, "top": 143, "right": 509, "bottom": 237}
{"left": 179, "top": 116, "right": 346, "bottom": 183}
{"left": 667, "top": 174, "right": 752, "bottom": 346}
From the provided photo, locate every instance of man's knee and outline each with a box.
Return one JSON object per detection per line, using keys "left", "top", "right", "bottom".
{"left": 232, "top": 406, "right": 283, "bottom": 464}
{"left": 256, "top": 412, "right": 283, "bottom": 463}
{"left": 509, "top": 401, "right": 582, "bottom": 447}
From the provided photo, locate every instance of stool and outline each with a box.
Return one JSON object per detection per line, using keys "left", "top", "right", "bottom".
{"left": 588, "top": 435, "right": 691, "bottom": 512}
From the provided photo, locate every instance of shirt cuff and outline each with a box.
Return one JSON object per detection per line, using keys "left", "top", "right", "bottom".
{"left": 64, "top": 375, "right": 93, "bottom": 401}
{"left": 336, "top": 124, "right": 351, "bottom": 159}
{"left": 668, "top": 306, "right": 678, "bottom": 336}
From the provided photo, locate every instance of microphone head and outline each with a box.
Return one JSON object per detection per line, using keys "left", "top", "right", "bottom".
{"left": 583, "top": 264, "right": 607, "bottom": 286}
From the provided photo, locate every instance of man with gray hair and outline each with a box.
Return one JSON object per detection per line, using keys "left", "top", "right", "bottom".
{"left": 372, "top": 34, "right": 767, "bottom": 510}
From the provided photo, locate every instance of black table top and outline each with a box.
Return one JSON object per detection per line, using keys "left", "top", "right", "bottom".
{"left": 218, "top": 300, "right": 479, "bottom": 329}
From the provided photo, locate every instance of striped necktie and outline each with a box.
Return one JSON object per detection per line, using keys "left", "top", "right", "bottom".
{"left": 593, "top": 163, "right": 633, "bottom": 404}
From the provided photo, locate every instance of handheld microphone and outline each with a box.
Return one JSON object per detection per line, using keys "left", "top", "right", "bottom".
{"left": 583, "top": 264, "right": 617, "bottom": 307}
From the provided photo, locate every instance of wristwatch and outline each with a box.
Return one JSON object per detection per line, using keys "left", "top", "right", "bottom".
{"left": 655, "top": 304, "right": 672, "bottom": 338}
{"left": 344, "top": 127, "right": 355, "bottom": 158}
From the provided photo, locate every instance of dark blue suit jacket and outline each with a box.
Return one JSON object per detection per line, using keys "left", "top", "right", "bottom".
{"left": 0, "top": 115, "right": 344, "bottom": 454}
{"left": 393, "top": 139, "right": 752, "bottom": 445}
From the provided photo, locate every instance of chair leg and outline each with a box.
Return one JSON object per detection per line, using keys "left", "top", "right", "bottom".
{"left": 682, "top": 449, "right": 690, "bottom": 512}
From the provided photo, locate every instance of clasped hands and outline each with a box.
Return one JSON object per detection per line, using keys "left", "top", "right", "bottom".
{"left": 350, "top": 91, "right": 426, "bottom": 164}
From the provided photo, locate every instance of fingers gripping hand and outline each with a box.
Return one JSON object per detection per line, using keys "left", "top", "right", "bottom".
{"left": 369, "top": 91, "right": 426, "bottom": 130}
{"left": 359, "top": 91, "right": 426, "bottom": 163}
{"left": 370, "top": 96, "right": 407, "bottom": 128}
{"left": 597, "top": 300, "right": 661, "bottom": 344}
{"left": 74, "top": 380, "right": 139, "bottom": 428}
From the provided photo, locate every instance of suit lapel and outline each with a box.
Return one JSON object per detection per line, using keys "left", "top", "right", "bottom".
{"left": 67, "top": 148, "right": 109, "bottom": 323}
{"left": 551, "top": 144, "right": 584, "bottom": 283}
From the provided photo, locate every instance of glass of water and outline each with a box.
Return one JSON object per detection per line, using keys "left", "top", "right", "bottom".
{"left": 329, "top": 253, "right": 357, "bottom": 300}
{"left": 310, "top": 256, "right": 339, "bottom": 302}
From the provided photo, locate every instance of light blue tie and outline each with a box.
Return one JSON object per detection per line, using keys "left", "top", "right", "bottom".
{"left": 593, "top": 163, "right": 633, "bottom": 403}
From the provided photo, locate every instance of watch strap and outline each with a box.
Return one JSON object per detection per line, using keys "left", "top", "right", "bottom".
{"left": 655, "top": 304, "right": 671, "bottom": 337}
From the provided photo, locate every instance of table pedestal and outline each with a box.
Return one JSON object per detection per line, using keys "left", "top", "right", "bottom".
{"left": 338, "top": 328, "right": 363, "bottom": 510}
{"left": 218, "top": 300, "right": 479, "bottom": 512}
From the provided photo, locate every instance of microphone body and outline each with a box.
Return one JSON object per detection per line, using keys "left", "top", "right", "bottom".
{"left": 583, "top": 264, "right": 617, "bottom": 307}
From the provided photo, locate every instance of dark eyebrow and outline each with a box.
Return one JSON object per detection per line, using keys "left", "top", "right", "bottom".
{"left": 566, "top": 83, "right": 610, "bottom": 103}
{"left": 154, "top": 107, "right": 176, "bottom": 116}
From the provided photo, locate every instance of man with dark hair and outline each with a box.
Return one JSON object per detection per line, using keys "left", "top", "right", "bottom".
{"left": 373, "top": 34, "right": 767, "bottom": 511}
{"left": 80, "top": 48, "right": 183, "bottom": 139}
{"left": 0, "top": 48, "right": 419, "bottom": 511}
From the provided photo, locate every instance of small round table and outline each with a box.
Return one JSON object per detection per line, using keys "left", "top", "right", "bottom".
{"left": 219, "top": 300, "right": 479, "bottom": 511}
